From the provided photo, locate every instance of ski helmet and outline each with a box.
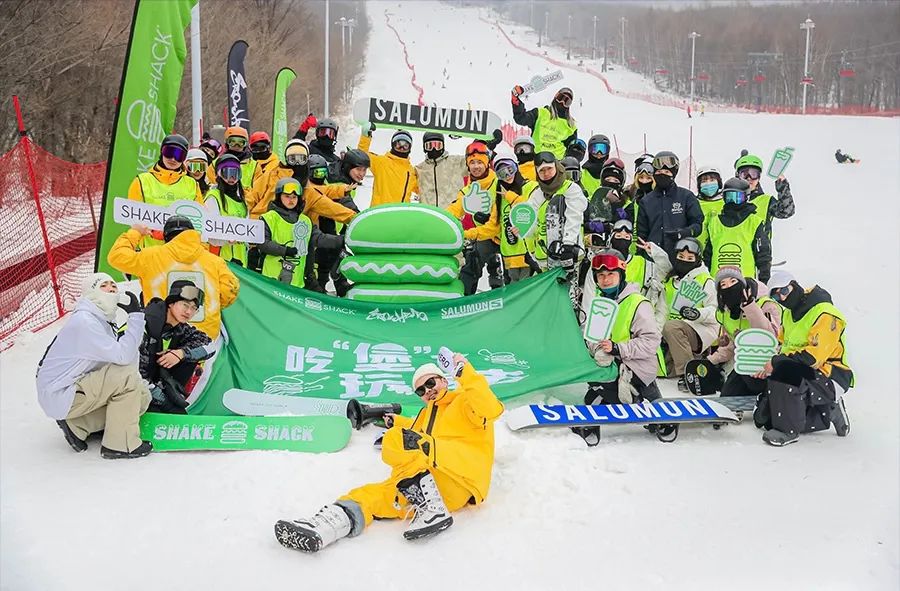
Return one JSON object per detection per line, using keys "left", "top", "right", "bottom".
{"left": 186, "top": 148, "right": 208, "bottom": 164}
{"left": 587, "top": 134, "right": 611, "bottom": 160}
{"left": 274, "top": 177, "right": 304, "bottom": 211}
{"left": 224, "top": 126, "right": 249, "bottom": 143}
{"left": 215, "top": 153, "right": 241, "bottom": 173}
{"left": 697, "top": 165, "right": 722, "bottom": 197}
{"left": 565, "top": 138, "right": 587, "bottom": 163}
{"left": 633, "top": 153, "right": 654, "bottom": 171}
{"left": 561, "top": 156, "right": 582, "bottom": 183}
{"left": 652, "top": 150, "right": 680, "bottom": 176}
{"left": 591, "top": 248, "right": 627, "bottom": 291}
{"left": 611, "top": 218, "right": 634, "bottom": 235}
{"left": 423, "top": 131, "right": 445, "bottom": 144}
{"left": 283, "top": 138, "right": 310, "bottom": 165}
{"left": 674, "top": 237, "right": 702, "bottom": 258}
{"left": 316, "top": 118, "right": 339, "bottom": 142}
{"left": 163, "top": 215, "right": 194, "bottom": 242}
{"left": 513, "top": 135, "right": 535, "bottom": 151}
{"left": 535, "top": 150, "right": 558, "bottom": 172}
{"left": 734, "top": 153, "right": 763, "bottom": 173}
{"left": 554, "top": 87, "right": 574, "bottom": 107}
{"left": 342, "top": 149, "right": 370, "bottom": 170}
{"left": 600, "top": 158, "right": 626, "bottom": 188}
{"left": 493, "top": 156, "right": 518, "bottom": 182}
{"left": 249, "top": 131, "right": 271, "bottom": 146}
{"left": 722, "top": 177, "right": 750, "bottom": 205}
{"left": 308, "top": 154, "right": 330, "bottom": 182}
{"left": 200, "top": 139, "right": 221, "bottom": 161}
{"left": 162, "top": 134, "right": 189, "bottom": 151}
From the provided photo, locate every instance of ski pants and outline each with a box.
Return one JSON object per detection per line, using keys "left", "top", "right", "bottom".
{"left": 460, "top": 240, "right": 503, "bottom": 295}
{"left": 662, "top": 320, "right": 702, "bottom": 377}
{"left": 584, "top": 361, "right": 662, "bottom": 405}
{"left": 754, "top": 360, "right": 838, "bottom": 436}
{"left": 338, "top": 426, "right": 474, "bottom": 528}
{"left": 505, "top": 266, "right": 530, "bottom": 284}
{"left": 65, "top": 363, "right": 151, "bottom": 453}
{"left": 721, "top": 371, "right": 767, "bottom": 398}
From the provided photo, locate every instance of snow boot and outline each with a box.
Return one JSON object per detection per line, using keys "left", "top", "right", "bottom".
{"left": 397, "top": 471, "right": 453, "bottom": 541}
{"left": 831, "top": 398, "right": 850, "bottom": 437}
{"left": 274, "top": 503, "right": 356, "bottom": 553}
{"left": 100, "top": 440, "right": 152, "bottom": 459}
{"left": 571, "top": 426, "right": 600, "bottom": 446}
{"left": 762, "top": 429, "right": 799, "bottom": 447}
{"left": 56, "top": 420, "right": 87, "bottom": 452}
{"left": 676, "top": 377, "right": 689, "bottom": 393}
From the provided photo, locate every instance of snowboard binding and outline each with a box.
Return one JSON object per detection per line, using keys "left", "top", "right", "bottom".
{"left": 684, "top": 359, "right": 725, "bottom": 396}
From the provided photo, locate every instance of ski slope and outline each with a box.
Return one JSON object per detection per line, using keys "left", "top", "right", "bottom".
{"left": 2, "top": 2, "right": 898, "bottom": 589}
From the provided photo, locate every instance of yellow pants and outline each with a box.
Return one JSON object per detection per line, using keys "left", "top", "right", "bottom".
{"left": 339, "top": 427, "right": 474, "bottom": 527}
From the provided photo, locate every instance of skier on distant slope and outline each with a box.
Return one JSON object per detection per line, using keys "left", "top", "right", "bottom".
{"left": 274, "top": 354, "right": 503, "bottom": 552}
{"left": 511, "top": 84, "right": 578, "bottom": 159}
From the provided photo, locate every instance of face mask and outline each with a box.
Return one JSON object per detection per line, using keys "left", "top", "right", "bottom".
{"left": 653, "top": 173, "right": 674, "bottom": 190}
{"left": 220, "top": 179, "right": 240, "bottom": 197}
{"left": 599, "top": 284, "right": 622, "bottom": 298}
{"left": 610, "top": 237, "right": 631, "bottom": 258}
{"left": 718, "top": 282, "right": 745, "bottom": 319}
{"left": 290, "top": 165, "right": 309, "bottom": 185}
{"left": 252, "top": 149, "right": 272, "bottom": 161}
{"left": 82, "top": 273, "right": 120, "bottom": 322}
{"left": 778, "top": 282, "right": 805, "bottom": 310}
{"left": 699, "top": 182, "right": 719, "bottom": 197}
{"left": 672, "top": 258, "right": 699, "bottom": 277}
{"left": 638, "top": 181, "right": 653, "bottom": 192}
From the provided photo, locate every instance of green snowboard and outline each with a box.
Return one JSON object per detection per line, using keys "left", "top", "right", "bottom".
{"left": 139, "top": 413, "right": 352, "bottom": 453}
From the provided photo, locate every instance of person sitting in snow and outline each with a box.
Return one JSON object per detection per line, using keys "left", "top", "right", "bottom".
{"left": 274, "top": 353, "right": 503, "bottom": 552}
{"left": 834, "top": 149, "right": 858, "bottom": 164}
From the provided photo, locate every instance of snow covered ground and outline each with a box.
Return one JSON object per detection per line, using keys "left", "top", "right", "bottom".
{"left": 2, "top": 1, "right": 898, "bottom": 589}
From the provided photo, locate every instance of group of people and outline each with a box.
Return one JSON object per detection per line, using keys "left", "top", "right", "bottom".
{"left": 32, "top": 82, "right": 854, "bottom": 552}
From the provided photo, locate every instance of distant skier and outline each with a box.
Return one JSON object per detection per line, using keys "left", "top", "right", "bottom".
{"left": 274, "top": 355, "right": 503, "bottom": 552}
{"left": 834, "top": 149, "right": 858, "bottom": 164}
{"left": 510, "top": 84, "right": 578, "bottom": 159}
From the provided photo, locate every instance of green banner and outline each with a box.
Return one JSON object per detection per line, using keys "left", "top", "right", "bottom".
{"left": 95, "top": 0, "right": 198, "bottom": 275}
{"left": 189, "top": 265, "right": 615, "bottom": 416}
{"left": 272, "top": 67, "right": 297, "bottom": 163}
{"left": 140, "top": 412, "right": 351, "bottom": 452}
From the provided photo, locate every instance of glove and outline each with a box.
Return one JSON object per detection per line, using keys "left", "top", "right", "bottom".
{"left": 680, "top": 306, "right": 700, "bottom": 321}
{"left": 366, "top": 122, "right": 376, "bottom": 137}
{"left": 593, "top": 349, "right": 614, "bottom": 367}
{"left": 284, "top": 246, "right": 299, "bottom": 257}
{"left": 774, "top": 177, "right": 788, "bottom": 192}
{"left": 487, "top": 128, "right": 503, "bottom": 149}
{"left": 473, "top": 211, "right": 490, "bottom": 225}
{"left": 117, "top": 291, "right": 143, "bottom": 314}
{"left": 609, "top": 343, "right": 621, "bottom": 358}
{"left": 463, "top": 238, "right": 475, "bottom": 253}
{"left": 298, "top": 114, "right": 317, "bottom": 134}
{"left": 511, "top": 85, "right": 524, "bottom": 105}
{"left": 149, "top": 384, "right": 166, "bottom": 404}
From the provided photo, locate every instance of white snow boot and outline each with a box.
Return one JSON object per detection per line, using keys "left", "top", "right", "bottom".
{"left": 397, "top": 471, "right": 453, "bottom": 541}
{"left": 274, "top": 503, "right": 355, "bottom": 553}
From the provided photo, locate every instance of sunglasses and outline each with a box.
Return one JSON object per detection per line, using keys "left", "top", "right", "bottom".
{"left": 393, "top": 139, "right": 411, "bottom": 151}
{"left": 285, "top": 152, "right": 309, "bottom": 166}
{"left": 588, "top": 142, "right": 610, "bottom": 156}
{"left": 217, "top": 165, "right": 241, "bottom": 182}
{"left": 161, "top": 144, "right": 187, "bottom": 162}
{"left": 414, "top": 377, "right": 438, "bottom": 397}
{"left": 316, "top": 127, "right": 337, "bottom": 140}
{"left": 555, "top": 92, "right": 573, "bottom": 107}
{"left": 280, "top": 181, "right": 302, "bottom": 196}
{"left": 652, "top": 155, "right": 679, "bottom": 170}
{"left": 424, "top": 140, "right": 444, "bottom": 152}
{"left": 737, "top": 168, "right": 761, "bottom": 181}
{"left": 591, "top": 253, "right": 627, "bottom": 272}
{"left": 226, "top": 138, "right": 248, "bottom": 149}
{"left": 187, "top": 161, "right": 206, "bottom": 174}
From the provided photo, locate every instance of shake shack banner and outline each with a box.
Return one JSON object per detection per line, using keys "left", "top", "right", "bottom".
{"left": 112, "top": 198, "right": 265, "bottom": 243}
{"left": 272, "top": 67, "right": 297, "bottom": 163}
{"left": 353, "top": 97, "right": 501, "bottom": 140}
{"left": 227, "top": 40, "right": 250, "bottom": 130}
{"left": 189, "top": 265, "right": 616, "bottom": 416}
{"left": 95, "top": 0, "right": 199, "bottom": 275}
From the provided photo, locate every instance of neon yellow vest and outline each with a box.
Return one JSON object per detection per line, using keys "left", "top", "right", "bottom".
{"left": 707, "top": 212, "right": 765, "bottom": 278}
{"left": 526, "top": 179, "right": 573, "bottom": 262}
{"left": 664, "top": 272, "right": 712, "bottom": 319}
{"left": 625, "top": 255, "right": 649, "bottom": 286}
{"left": 581, "top": 169, "right": 602, "bottom": 201}
{"left": 697, "top": 198, "right": 725, "bottom": 249}
{"left": 532, "top": 107, "right": 576, "bottom": 159}
{"left": 715, "top": 296, "right": 776, "bottom": 339}
{"left": 260, "top": 211, "right": 313, "bottom": 288}
{"left": 500, "top": 181, "right": 537, "bottom": 258}
{"left": 137, "top": 172, "right": 198, "bottom": 247}
{"left": 240, "top": 159, "right": 257, "bottom": 190}
{"left": 205, "top": 188, "right": 249, "bottom": 266}
{"left": 781, "top": 301, "right": 852, "bottom": 379}
{"left": 610, "top": 292, "right": 647, "bottom": 343}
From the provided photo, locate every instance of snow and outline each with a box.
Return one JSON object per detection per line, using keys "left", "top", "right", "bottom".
{"left": 2, "top": 1, "right": 899, "bottom": 589}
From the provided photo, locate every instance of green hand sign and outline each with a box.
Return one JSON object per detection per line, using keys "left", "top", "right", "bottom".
{"left": 462, "top": 183, "right": 492, "bottom": 216}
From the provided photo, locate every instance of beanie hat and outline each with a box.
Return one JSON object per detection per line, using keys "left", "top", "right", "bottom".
{"left": 714, "top": 266, "right": 746, "bottom": 288}
{"left": 391, "top": 130, "right": 413, "bottom": 146}
{"left": 412, "top": 363, "right": 444, "bottom": 390}
{"left": 81, "top": 272, "right": 120, "bottom": 321}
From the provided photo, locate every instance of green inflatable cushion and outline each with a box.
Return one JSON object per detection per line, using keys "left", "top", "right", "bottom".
{"left": 347, "top": 280, "right": 465, "bottom": 303}
{"left": 346, "top": 203, "right": 464, "bottom": 255}
{"left": 340, "top": 254, "right": 459, "bottom": 285}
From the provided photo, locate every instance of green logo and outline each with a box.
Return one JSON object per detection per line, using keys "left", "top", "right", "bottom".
{"left": 510, "top": 203, "right": 537, "bottom": 238}
{"left": 174, "top": 202, "right": 205, "bottom": 230}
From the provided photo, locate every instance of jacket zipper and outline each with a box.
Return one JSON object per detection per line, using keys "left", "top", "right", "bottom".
{"left": 401, "top": 172, "right": 410, "bottom": 203}
{"left": 425, "top": 404, "right": 439, "bottom": 467}
{"left": 432, "top": 162, "right": 439, "bottom": 206}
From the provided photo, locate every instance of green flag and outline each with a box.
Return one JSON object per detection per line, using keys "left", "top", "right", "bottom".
{"left": 95, "top": 0, "right": 198, "bottom": 275}
{"left": 189, "top": 265, "right": 615, "bottom": 416}
{"left": 272, "top": 67, "right": 297, "bottom": 162}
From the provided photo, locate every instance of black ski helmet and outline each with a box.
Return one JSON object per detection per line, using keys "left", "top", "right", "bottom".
{"left": 163, "top": 215, "right": 194, "bottom": 242}
{"left": 342, "top": 149, "right": 370, "bottom": 171}
{"left": 316, "top": 118, "right": 339, "bottom": 139}
{"left": 587, "top": 134, "right": 611, "bottom": 163}
{"left": 308, "top": 154, "right": 330, "bottom": 183}
{"left": 162, "top": 134, "right": 189, "bottom": 152}
{"left": 423, "top": 131, "right": 445, "bottom": 144}
{"left": 561, "top": 156, "right": 582, "bottom": 183}
{"left": 652, "top": 150, "right": 680, "bottom": 176}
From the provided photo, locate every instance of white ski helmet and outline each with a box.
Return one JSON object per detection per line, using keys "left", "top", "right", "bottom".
{"left": 696, "top": 165, "right": 722, "bottom": 191}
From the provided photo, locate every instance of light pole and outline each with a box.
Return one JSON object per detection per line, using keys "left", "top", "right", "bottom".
{"left": 324, "top": 0, "right": 330, "bottom": 117}
{"left": 529, "top": 0, "right": 534, "bottom": 30}
{"left": 592, "top": 15, "right": 598, "bottom": 60}
{"left": 567, "top": 14, "right": 572, "bottom": 60}
{"left": 545, "top": 11, "right": 550, "bottom": 42}
{"left": 689, "top": 31, "right": 701, "bottom": 105}
{"left": 619, "top": 17, "right": 627, "bottom": 66}
{"left": 801, "top": 17, "right": 815, "bottom": 114}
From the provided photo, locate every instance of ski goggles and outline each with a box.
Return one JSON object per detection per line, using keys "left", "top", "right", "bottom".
{"left": 284, "top": 151, "right": 309, "bottom": 166}
{"left": 514, "top": 143, "right": 534, "bottom": 155}
{"left": 567, "top": 168, "right": 582, "bottom": 183}
{"left": 316, "top": 127, "right": 337, "bottom": 140}
{"left": 171, "top": 284, "right": 205, "bottom": 307}
{"left": 674, "top": 238, "right": 701, "bottom": 257}
{"left": 723, "top": 189, "right": 748, "bottom": 204}
{"left": 310, "top": 166, "right": 329, "bottom": 181}
{"left": 588, "top": 141, "right": 610, "bottom": 156}
{"left": 494, "top": 159, "right": 518, "bottom": 181}
{"left": 392, "top": 139, "right": 412, "bottom": 151}
{"left": 737, "top": 167, "right": 761, "bottom": 181}
{"left": 160, "top": 144, "right": 187, "bottom": 162}
{"left": 591, "top": 253, "right": 627, "bottom": 272}
{"left": 611, "top": 219, "right": 633, "bottom": 236}
{"left": 250, "top": 141, "right": 270, "bottom": 154}
{"left": 771, "top": 285, "right": 792, "bottom": 299}
{"left": 635, "top": 162, "right": 654, "bottom": 176}
{"left": 554, "top": 92, "right": 573, "bottom": 107}
{"left": 652, "top": 155, "right": 679, "bottom": 171}
{"left": 226, "top": 137, "right": 248, "bottom": 149}
{"left": 186, "top": 160, "right": 206, "bottom": 174}
{"left": 535, "top": 151, "right": 557, "bottom": 166}
{"left": 605, "top": 158, "right": 626, "bottom": 171}
{"left": 414, "top": 377, "right": 438, "bottom": 397}
{"left": 279, "top": 181, "right": 303, "bottom": 196}
{"left": 465, "top": 142, "right": 489, "bottom": 157}
{"left": 217, "top": 163, "right": 242, "bottom": 182}
{"left": 423, "top": 139, "right": 444, "bottom": 152}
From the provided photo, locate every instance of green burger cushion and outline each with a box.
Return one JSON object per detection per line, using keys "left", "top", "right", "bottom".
{"left": 340, "top": 254, "right": 459, "bottom": 285}
{"left": 345, "top": 203, "right": 463, "bottom": 255}
{"left": 347, "top": 280, "right": 464, "bottom": 303}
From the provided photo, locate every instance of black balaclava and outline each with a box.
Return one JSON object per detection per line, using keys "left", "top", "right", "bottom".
{"left": 251, "top": 145, "right": 272, "bottom": 161}
{"left": 719, "top": 282, "right": 745, "bottom": 319}
{"left": 220, "top": 179, "right": 241, "bottom": 199}
{"left": 291, "top": 165, "right": 309, "bottom": 186}
{"left": 653, "top": 172, "right": 674, "bottom": 191}
{"left": 610, "top": 236, "right": 632, "bottom": 258}
{"left": 672, "top": 257, "right": 700, "bottom": 278}
{"left": 779, "top": 281, "right": 805, "bottom": 311}
{"left": 515, "top": 150, "right": 534, "bottom": 165}
{"left": 638, "top": 179, "right": 654, "bottom": 194}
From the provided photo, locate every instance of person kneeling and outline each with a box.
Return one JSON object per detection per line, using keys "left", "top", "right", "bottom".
{"left": 138, "top": 280, "right": 215, "bottom": 414}
{"left": 274, "top": 355, "right": 503, "bottom": 552}
{"left": 35, "top": 273, "right": 152, "bottom": 459}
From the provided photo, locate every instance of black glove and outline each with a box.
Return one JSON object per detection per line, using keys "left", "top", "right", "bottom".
{"left": 774, "top": 177, "right": 788, "bottom": 192}
{"left": 610, "top": 343, "right": 621, "bottom": 358}
{"left": 284, "top": 246, "right": 299, "bottom": 257}
{"left": 473, "top": 211, "right": 490, "bottom": 225}
{"left": 117, "top": 292, "right": 143, "bottom": 314}
{"left": 486, "top": 128, "right": 503, "bottom": 150}
{"left": 680, "top": 306, "right": 700, "bottom": 321}
{"left": 366, "top": 123, "right": 376, "bottom": 137}
{"left": 664, "top": 228, "right": 685, "bottom": 240}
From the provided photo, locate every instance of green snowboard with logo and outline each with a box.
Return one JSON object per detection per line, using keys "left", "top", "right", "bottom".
{"left": 139, "top": 413, "right": 352, "bottom": 453}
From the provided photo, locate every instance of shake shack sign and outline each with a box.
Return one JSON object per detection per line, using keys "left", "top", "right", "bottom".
{"left": 353, "top": 97, "right": 500, "bottom": 140}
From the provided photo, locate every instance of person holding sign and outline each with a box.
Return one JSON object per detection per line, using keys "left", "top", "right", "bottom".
{"left": 258, "top": 178, "right": 345, "bottom": 289}
{"left": 511, "top": 84, "right": 578, "bottom": 159}
{"left": 645, "top": 237, "right": 718, "bottom": 390}
{"left": 107, "top": 216, "right": 239, "bottom": 340}
{"left": 274, "top": 354, "right": 503, "bottom": 553}
{"left": 446, "top": 142, "right": 503, "bottom": 294}
{"left": 734, "top": 153, "right": 796, "bottom": 238}
{"left": 703, "top": 177, "right": 772, "bottom": 284}
{"left": 358, "top": 125, "right": 419, "bottom": 206}
{"left": 493, "top": 155, "right": 541, "bottom": 282}
{"left": 185, "top": 149, "right": 211, "bottom": 197}
{"left": 752, "top": 272, "right": 853, "bottom": 447}
{"left": 204, "top": 154, "right": 249, "bottom": 267}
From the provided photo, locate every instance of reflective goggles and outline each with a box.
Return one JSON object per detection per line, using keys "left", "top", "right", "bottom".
{"left": 514, "top": 143, "right": 534, "bottom": 155}
{"left": 554, "top": 92, "right": 573, "bottom": 107}
{"left": 285, "top": 151, "right": 309, "bottom": 166}
{"left": 652, "top": 155, "right": 679, "bottom": 171}
{"left": 723, "top": 189, "right": 747, "bottom": 204}
{"left": 186, "top": 160, "right": 206, "bottom": 174}
{"left": 535, "top": 151, "right": 557, "bottom": 166}
{"left": 635, "top": 162, "right": 655, "bottom": 176}
{"left": 588, "top": 141, "right": 610, "bottom": 156}
{"left": 217, "top": 164, "right": 242, "bottom": 182}
{"left": 279, "top": 181, "right": 302, "bottom": 196}
{"left": 310, "top": 166, "right": 329, "bottom": 180}
{"left": 250, "top": 141, "right": 270, "bottom": 154}
{"left": 423, "top": 140, "right": 444, "bottom": 152}
{"left": 414, "top": 377, "right": 438, "bottom": 397}
{"left": 605, "top": 157, "right": 626, "bottom": 170}
{"left": 226, "top": 137, "right": 248, "bottom": 149}
{"left": 566, "top": 168, "right": 582, "bottom": 183}
{"left": 591, "top": 253, "right": 627, "bottom": 272}
{"left": 316, "top": 127, "right": 337, "bottom": 140}
{"left": 161, "top": 144, "right": 187, "bottom": 162}
{"left": 737, "top": 167, "right": 761, "bottom": 181}
{"left": 392, "top": 139, "right": 412, "bottom": 151}
{"left": 494, "top": 160, "right": 518, "bottom": 180}
{"left": 465, "top": 142, "right": 489, "bottom": 157}
{"left": 172, "top": 284, "right": 205, "bottom": 307}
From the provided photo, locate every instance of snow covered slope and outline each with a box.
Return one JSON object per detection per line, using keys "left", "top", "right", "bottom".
{"left": 2, "top": 2, "right": 898, "bottom": 589}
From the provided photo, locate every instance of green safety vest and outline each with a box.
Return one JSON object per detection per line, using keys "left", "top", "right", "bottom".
{"left": 664, "top": 272, "right": 712, "bottom": 320}
{"left": 500, "top": 181, "right": 537, "bottom": 258}
{"left": 781, "top": 301, "right": 852, "bottom": 381}
{"left": 697, "top": 198, "right": 725, "bottom": 249}
{"left": 240, "top": 159, "right": 257, "bottom": 190}
{"left": 137, "top": 172, "right": 198, "bottom": 247}
{"left": 625, "top": 255, "right": 649, "bottom": 287}
{"left": 581, "top": 169, "right": 602, "bottom": 202}
{"left": 610, "top": 292, "right": 648, "bottom": 343}
{"left": 715, "top": 296, "right": 776, "bottom": 340}
{"left": 260, "top": 210, "right": 313, "bottom": 288}
{"left": 532, "top": 107, "right": 576, "bottom": 159}
{"left": 205, "top": 187, "right": 249, "bottom": 266}
{"left": 707, "top": 212, "right": 765, "bottom": 279}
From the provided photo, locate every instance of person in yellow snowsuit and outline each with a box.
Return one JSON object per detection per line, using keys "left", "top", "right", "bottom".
{"left": 358, "top": 125, "right": 418, "bottom": 206}
{"left": 274, "top": 354, "right": 503, "bottom": 553}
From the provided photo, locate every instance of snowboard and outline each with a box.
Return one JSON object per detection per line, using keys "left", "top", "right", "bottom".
{"left": 139, "top": 412, "right": 352, "bottom": 452}
{"left": 353, "top": 97, "right": 501, "bottom": 140}
{"left": 684, "top": 359, "right": 725, "bottom": 396}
